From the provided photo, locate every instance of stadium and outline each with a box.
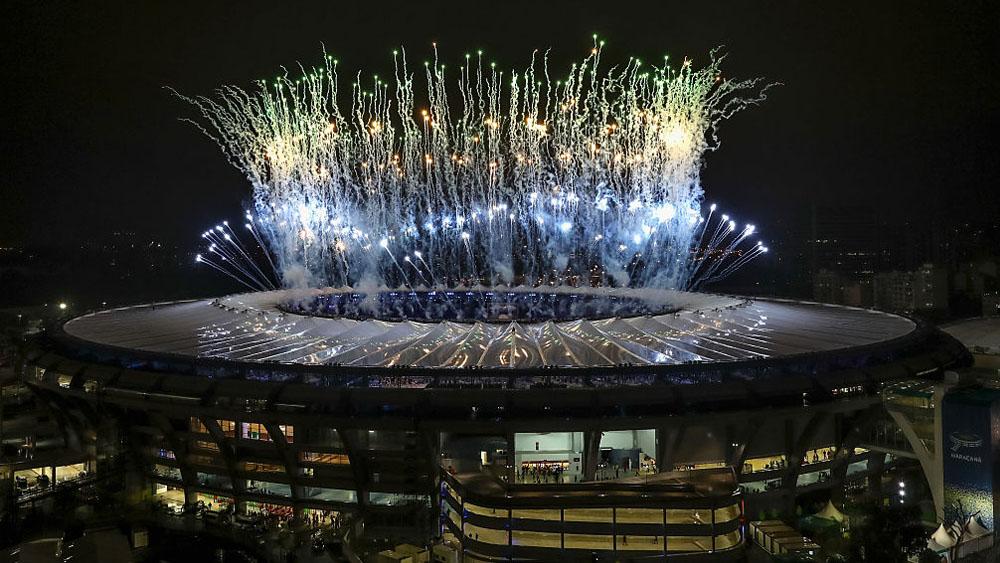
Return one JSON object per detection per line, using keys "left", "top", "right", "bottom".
{"left": 24, "top": 287, "right": 971, "bottom": 561}
{"left": 15, "top": 42, "right": 979, "bottom": 562}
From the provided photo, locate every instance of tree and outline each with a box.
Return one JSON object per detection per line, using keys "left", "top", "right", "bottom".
{"left": 845, "top": 500, "right": 926, "bottom": 562}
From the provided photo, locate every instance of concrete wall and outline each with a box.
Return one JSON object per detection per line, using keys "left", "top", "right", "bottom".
{"left": 514, "top": 432, "right": 584, "bottom": 475}
{"left": 600, "top": 429, "right": 655, "bottom": 457}
{"left": 514, "top": 432, "right": 582, "bottom": 454}
{"left": 675, "top": 425, "right": 727, "bottom": 465}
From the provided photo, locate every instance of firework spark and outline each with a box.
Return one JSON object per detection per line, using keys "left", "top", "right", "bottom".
{"left": 180, "top": 39, "right": 772, "bottom": 290}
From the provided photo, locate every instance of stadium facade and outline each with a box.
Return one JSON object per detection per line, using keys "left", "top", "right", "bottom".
{"left": 24, "top": 289, "right": 971, "bottom": 561}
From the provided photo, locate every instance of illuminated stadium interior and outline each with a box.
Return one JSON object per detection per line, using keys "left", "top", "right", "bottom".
{"left": 278, "top": 289, "right": 683, "bottom": 324}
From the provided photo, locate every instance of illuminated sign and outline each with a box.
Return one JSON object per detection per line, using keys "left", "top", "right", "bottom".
{"left": 942, "top": 387, "right": 1000, "bottom": 530}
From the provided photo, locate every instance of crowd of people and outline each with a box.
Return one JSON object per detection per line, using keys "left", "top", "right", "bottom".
{"left": 515, "top": 459, "right": 658, "bottom": 484}
{"left": 368, "top": 375, "right": 431, "bottom": 388}
{"left": 353, "top": 373, "right": 695, "bottom": 390}
{"left": 806, "top": 448, "right": 834, "bottom": 464}
{"left": 744, "top": 449, "right": 835, "bottom": 474}
{"left": 306, "top": 510, "right": 343, "bottom": 529}
{"left": 517, "top": 463, "right": 570, "bottom": 484}
{"left": 203, "top": 500, "right": 342, "bottom": 533}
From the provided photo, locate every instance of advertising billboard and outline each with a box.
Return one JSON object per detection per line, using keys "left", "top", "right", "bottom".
{"left": 942, "top": 387, "right": 1000, "bottom": 529}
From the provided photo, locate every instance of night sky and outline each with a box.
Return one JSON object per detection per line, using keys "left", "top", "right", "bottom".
{"left": 4, "top": 1, "right": 999, "bottom": 249}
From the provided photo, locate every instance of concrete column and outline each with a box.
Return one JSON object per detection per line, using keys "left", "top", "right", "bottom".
{"left": 932, "top": 382, "right": 947, "bottom": 521}
{"left": 506, "top": 432, "right": 516, "bottom": 484}
{"left": 149, "top": 413, "right": 197, "bottom": 504}
{"left": 338, "top": 429, "right": 370, "bottom": 512}
{"left": 783, "top": 418, "right": 796, "bottom": 469}
{"left": 582, "top": 430, "right": 602, "bottom": 481}
{"left": 867, "top": 451, "right": 886, "bottom": 498}
{"left": 203, "top": 417, "right": 245, "bottom": 497}
{"left": 780, "top": 413, "right": 830, "bottom": 515}
{"left": 887, "top": 382, "right": 951, "bottom": 523}
{"left": 828, "top": 405, "right": 881, "bottom": 505}
{"left": 262, "top": 421, "right": 299, "bottom": 504}
{"left": 507, "top": 507, "right": 512, "bottom": 553}
{"left": 560, "top": 508, "right": 565, "bottom": 550}
{"left": 711, "top": 502, "right": 716, "bottom": 552}
{"left": 612, "top": 506, "right": 617, "bottom": 552}
{"left": 888, "top": 408, "right": 941, "bottom": 518}
{"left": 663, "top": 507, "right": 668, "bottom": 555}
{"left": 728, "top": 417, "right": 763, "bottom": 478}
{"left": 782, "top": 413, "right": 829, "bottom": 488}
{"left": 656, "top": 425, "right": 685, "bottom": 473}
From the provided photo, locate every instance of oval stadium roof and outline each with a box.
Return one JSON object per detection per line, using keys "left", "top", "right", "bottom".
{"left": 61, "top": 289, "right": 917, "bottom": 370}
{"left": 942, "top": 317, "right": 1000, "bottom": 356}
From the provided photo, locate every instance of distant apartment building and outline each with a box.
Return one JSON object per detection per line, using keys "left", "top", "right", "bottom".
{"left": 812, "top": 269, "right": 874, "bottom": 308}
{"left": 871, "top": 264, "right": 949, "bottom": 313}
{"left": 874, "top": 270, "right": 914, "bottom": 312}
{"left": 912, "top": 263, "right": 949, "bottom": 311}
{"left": 953, "top": 260, "right": 999, "bottom": 317}
{"left": 815, "top": 264, "right": 948, "bottom": 313}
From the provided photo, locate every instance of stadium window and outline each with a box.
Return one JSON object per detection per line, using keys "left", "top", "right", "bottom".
{"left": 190, "top": 417, "right": 208, "bottom": 433}
{"left": 241, "top": 422, "right": 271, "bottom": 441}
{"left": 216, "top": 420, "right": 236, "bottom": 437}
{"left": 192, "top": 440, "right": 220, "bottom": 452}
{"left": 299, "top": 452, "right": 350, "bottom": 465}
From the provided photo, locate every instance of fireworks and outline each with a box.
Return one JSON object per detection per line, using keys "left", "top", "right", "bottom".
{"left": 180, "top": 39, "right": 772, "bottom": 290}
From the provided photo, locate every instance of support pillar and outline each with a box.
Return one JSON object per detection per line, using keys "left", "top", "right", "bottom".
{"left": 262, "top": 421, "right": 300, "bottom": 505}
{"left": 582, "top": 430, "right": 602, "bottom": 481}
{"left": 828, "top": 405, "right": 881, "bottom": 505}
{"left": 889, "top": 401, "right": 945, "bottom": 520}
{"left": 867, "top": 450, "right": 885, "bottom": 499}
{"left": 780, "top": 413, "right": 830, "bottom": 515}
{"left": 506, "top": 432, "right": 516, "bottom": 484}
{"left": 656, "top": 425, "right": 686, "bottom": 473}
{"left": 728, "top": 417, "right": 763, "bottom": 478}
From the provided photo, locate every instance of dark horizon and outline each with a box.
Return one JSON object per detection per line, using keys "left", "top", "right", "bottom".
{"left": 3, "top": 1, "right": 1000, "bottom": 311}
{"left": 5, "top": 2, "right": 999, "bottom": 247}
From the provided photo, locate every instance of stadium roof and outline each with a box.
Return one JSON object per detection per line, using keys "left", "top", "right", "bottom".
{"left": 62, "top": 289, "right": 917, "bottom": 370}
{"left": 942, "top": 317, "right": 1000, "bottom": 356}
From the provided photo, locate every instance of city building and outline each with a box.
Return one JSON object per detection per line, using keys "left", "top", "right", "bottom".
{"left": 953, "top": 260, "right": 1000, "bottom": 318}
{"left": 873, "top": 264, "right": 949, "bottom": 314}
{"left": 812, "top": 269, "right": 874, "bottom": 308}
{"left": 813, "top": 263, "right": 950, "bottom": 314}
{"left": 913, "top": 264, "right": 950, "bottom": 312}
